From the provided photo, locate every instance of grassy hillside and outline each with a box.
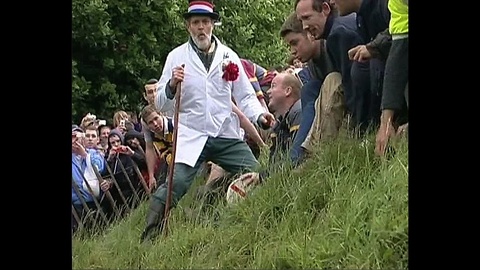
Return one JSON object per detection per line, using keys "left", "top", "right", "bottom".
{"left": 72, "top": 134, "right": 408, "bottom": 269}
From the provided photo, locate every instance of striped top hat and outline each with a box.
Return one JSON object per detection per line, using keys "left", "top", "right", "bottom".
{"left": 183, "top": 0, "right": 220, "bottom": 21}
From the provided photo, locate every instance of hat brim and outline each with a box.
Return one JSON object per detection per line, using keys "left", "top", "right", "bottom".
{"left": 183, "top": 11, "right": 220, "bottom": 21}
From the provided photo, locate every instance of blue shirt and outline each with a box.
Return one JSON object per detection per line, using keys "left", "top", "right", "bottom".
{"left": 71, "top": 149, "right": 106, "bottom": 205}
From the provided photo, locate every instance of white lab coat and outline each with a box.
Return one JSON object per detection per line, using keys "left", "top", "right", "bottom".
{"left": 155, "top": 86, "right": 175, "bottom": 118}
{"left": 156, "top": 36, "right": 265, "bottom": 167}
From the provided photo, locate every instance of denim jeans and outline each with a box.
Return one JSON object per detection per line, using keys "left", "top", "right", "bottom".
{"left": 290, "top": 79, "right": 322, "bottom": 164}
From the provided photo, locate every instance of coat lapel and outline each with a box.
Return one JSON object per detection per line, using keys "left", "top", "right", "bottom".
{"left": 208, "top": 36, "right": 226, "bottom": 77}
{"left": 186, "top": 43, "right": 207, "bottom": 75}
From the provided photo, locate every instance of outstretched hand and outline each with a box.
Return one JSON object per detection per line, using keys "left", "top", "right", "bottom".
{"left": 375, "top": 120, "right": 395, "bottom": 157}
{"left": 258, "top": 112, "right": 276, "bottom": 129}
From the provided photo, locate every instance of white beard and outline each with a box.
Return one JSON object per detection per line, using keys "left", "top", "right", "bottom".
{"left": 191, "top": 33, "right": 212, "bottom": 50}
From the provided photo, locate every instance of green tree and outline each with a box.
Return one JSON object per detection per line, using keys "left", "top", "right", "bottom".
{"left": 72, "top": 0, "right": 292, "bottom": 123}
{"left": 214, "top": 0, "right": 292, "bottom": 68}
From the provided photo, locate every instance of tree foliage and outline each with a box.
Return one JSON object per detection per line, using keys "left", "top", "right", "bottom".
{"left": 72, "top": 0, "right": 293, "bottom": 123}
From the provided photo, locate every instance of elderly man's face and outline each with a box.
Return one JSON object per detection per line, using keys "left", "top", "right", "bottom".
{"left": 296, "top": 0, "right": 331, "bottom": 39}
{"left": 186, "top": 15, "right": 214, "bottom": 50}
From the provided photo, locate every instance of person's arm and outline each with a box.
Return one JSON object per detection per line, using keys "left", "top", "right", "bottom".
{"left": 164, "top": 82, "right": 176, "bottom": 100}
{"left": 231, "top": 54, "right": 270, "bottom": 128}
{"left": 157, "top": 52, "right": 176, "bottom": 100}
{"left": 364, "top": 0, "right": 392, "bottom": 60}
{"left": 286, "top": 105, "right": 303, "bottom": 165}
{"left": 145, "top": 141, "right": 158, "bottom": 186}
{"left": 88, "top": 150, "right": 106, "bottom": 173}
{"left": 258, "top": 98, "right": 269, "bottom": 112}
{"left": 130, "top": 150, "right": 146, "bottom": 165}
{"left": 250, "top": 80, "right": 269, "bottom": 111}
{"left": 380, "top": 109, "right": 395, "bottom": 125}
{"left": 232, "top": 102, "right": 266, "bottom": 147}
{"left": 254, "top": 63, "right": 267, "bottom": 82}
{"left": 366, "top": 28, "right": 392, "bottom": 61}
{"left": 288, "top": 110, "right": 302, "bottom": 144}
{"left": 298, "top": 68, "right": 311, "bottom": 85}
{"left": 375, "top": 109, "right": 396, "bottom": 156}
{"left": 326, "top": 28, "right": 363, "bottom": 114}
{"left": 142, "top": 121, "right": 158, "bottom": 187}
{"left": 253, "top": 63, "right": 270, "bottom": 111}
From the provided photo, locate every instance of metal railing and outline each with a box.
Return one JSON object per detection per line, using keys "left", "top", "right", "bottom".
{"left": 72, "top": 156, "right": 151, "bottom": 235}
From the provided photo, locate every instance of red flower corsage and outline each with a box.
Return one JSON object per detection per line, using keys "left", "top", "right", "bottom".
{"left": 222, "top": 61, "right": 239, "bottom": 81}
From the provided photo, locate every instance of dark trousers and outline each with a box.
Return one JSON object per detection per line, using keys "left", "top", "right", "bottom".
{"left": 350, "top": 60, "right": 384, "bottom": 136}
{"left": 151, "top": 137, "right": 259, "bottom": 208}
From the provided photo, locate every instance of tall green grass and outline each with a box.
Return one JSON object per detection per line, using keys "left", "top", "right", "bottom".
{"left": 73, "top": 134, "right": 408, "bottom": 269}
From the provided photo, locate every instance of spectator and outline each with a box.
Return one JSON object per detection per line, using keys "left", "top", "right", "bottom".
{"left": 112, "top": 110, "right": 130, "bottom": 135}
{"left": 97, "top": 124, "right": 111, "bottom": 155}
{"left": 240, "top": 58, "right": 270, "bottom": 112}
{"left": 127, "top": 111, "right": 142, "bottom": 132}
{"left": 103, "top": 129, "right": 146, "bottom": 217}
{"left": 279, "top": 12, "right": 342, "bottom": 164}
{"left": 266, "top": 72, "right": 303, "bottom": 164}
{"left": 84, "top": 125, "right": 101, "bottom": 152}
{"left": 141, "top": 105, "right": 174, "bottom": 190}
{"left": 143, "top": 79, "right": 158, "bottom": 106}
{"left": 295, "top": 0, "right": 370, "bottom": 137}
{"left": 375, "top": 0, "right": 409, "bottom": 156}
{"left": 124, "top": 129, "right": 149, "bottom": 184}
{"left": 337, "top": 0, "right": 393, "bottom": 134}
{"left": 72, "top": 126, "right": 106, "bottom": 233}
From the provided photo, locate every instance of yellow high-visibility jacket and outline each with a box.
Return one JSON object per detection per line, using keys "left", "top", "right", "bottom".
{"left": 388, "top": 0, "right": 408, "bottom": 37}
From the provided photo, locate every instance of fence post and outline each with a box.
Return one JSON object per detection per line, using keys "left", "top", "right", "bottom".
{"left": 79, "top": 175, "right": 109, "bottom": 226}
{"left": 116, "top": 156, "right": 142, "bottom": 206}
{"left": 72, "top": 205, "right": 84, "bottom": 232}
{"left": 104, "top": 161, "right": 132, "bottom": 213}
{"left": 92, "top": 165, "right": 122, "bottom": 220}
{"left": 130, "top": 161, "right": 150, "bottom": 198}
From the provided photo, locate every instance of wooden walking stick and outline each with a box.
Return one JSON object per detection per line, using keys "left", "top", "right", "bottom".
{"left": 162, "top": 65, "right": 184, "bottom": 236}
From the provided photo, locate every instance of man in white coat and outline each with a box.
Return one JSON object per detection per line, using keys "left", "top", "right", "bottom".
{"left": 140, "top": 0, "right": 275, "bottom": 242}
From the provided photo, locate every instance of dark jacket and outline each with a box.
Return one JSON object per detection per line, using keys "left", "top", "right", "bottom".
{"left": 307, "top": 39, "right": 334, "bottom": 83}
{"left": 124, "top": 130, "right": 148, "bottom": 172}
{"left": 356, "top": 0, "right": 392, "bottom": 61}
{"left": 269, "top": 99, "right": 302, "bottom": 164}
{"left": 105, "top": 132, "right": 143, "bottom": 195}
{"left": 316, "top": 12, "right": 365, "bottom": 114}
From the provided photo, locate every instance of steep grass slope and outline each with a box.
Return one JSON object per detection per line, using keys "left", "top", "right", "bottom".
{"left": 73, "top": 135, "right": 408, "bottom": 269}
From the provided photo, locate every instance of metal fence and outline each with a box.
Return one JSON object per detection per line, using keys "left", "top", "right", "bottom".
{"left": 72, "top": 156, "right": 151, "bottom": 235}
